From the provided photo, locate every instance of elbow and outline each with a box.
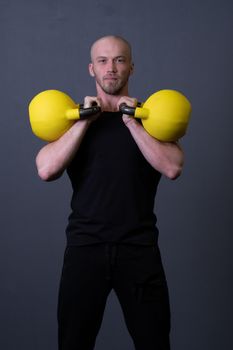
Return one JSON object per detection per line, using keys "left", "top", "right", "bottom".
{"left": 37, "top": 163, "right": 62, "bottom": 182}
{"left": 37, "top": 167, "right": 54, "bottom": 182}
{"left": 163, "top": 143, "right": 184, "bottom": 180}
{"left": 37, "top": 169, "right": 49, "bottom": 181}
{"left": 38, "top": 168, "right": 62, "bottom": 182}
{"left": 166, "top": 164, "right": 183, "bottom": 180}
{"left": 35, "top": 150, "right": 64, "bottom": 181}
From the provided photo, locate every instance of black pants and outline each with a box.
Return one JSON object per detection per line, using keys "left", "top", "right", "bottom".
{"left": 57, "top": 244, "right": 171, "bottom": 350}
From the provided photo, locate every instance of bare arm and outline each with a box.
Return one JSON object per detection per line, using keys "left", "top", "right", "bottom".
{"left": 118, "top": 97, "right": 184, "bottom": 180}
{"left": 36, "top": 119, "right": 93, "bottom": 181}
{"left": 36, "top": 97, "right": 100, "bottom": 181}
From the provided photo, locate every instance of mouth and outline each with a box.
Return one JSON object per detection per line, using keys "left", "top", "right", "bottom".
{"left": 104, "top": 75, "right": 118, "bottom": 81}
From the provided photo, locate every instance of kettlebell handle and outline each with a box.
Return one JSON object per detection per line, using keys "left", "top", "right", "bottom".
{"left": 119, "top": 102, "right": 144, "bottom": 116}
{"left": 119, "top": 102, "right": 149, "bottom": 120}
{"left": 66, "top": 104, "right": 101, "bottom": 120}
{"left": 79, "top": 105, "right": 101, "bottom": 119}
{"left": 119, "top": 103, "right": 136, "bottom": 116}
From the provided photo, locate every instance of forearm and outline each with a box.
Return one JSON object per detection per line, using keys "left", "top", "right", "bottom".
{"left": 36, "top": 120, "right": 90, "bottom": 181}
{"left": 124, "top": 118, "right": 184, "bottom": 179}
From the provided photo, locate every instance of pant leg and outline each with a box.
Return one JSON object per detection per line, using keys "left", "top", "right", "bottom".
{"left": 113, "top": 244, "right": 171, "bottom": 350}
{"left": 57, "top": 245, "right": 112, "bottom": 350}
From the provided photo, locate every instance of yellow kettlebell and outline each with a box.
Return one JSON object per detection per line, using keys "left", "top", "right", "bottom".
{"left": 28, "top": 90, "right": 100, "bottom": 141}
{"left": 120, "top": 89, "right": 192, "bottom": 141}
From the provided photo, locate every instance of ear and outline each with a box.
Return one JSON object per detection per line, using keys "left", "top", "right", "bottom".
{"left": 129, "top": 62, "right": 134, "bottom": 76}
{"left": 89, "top": 63, "right": 95, "bottom": 77}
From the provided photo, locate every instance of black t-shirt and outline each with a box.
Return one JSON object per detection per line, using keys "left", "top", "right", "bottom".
{"left": 66, "top": 112, "right": 161, "bottom": 246}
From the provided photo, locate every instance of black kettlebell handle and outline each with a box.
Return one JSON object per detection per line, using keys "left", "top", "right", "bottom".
{"left": 119, "top": 102, "right": 142, "bottom": 116}
{"left": 79, "top": 106, "right": 101, "bottom": 118}
{"left": 119, "top": 103, "right": 135, "bottom": 116}
{"left": 78, "top": 102, "right": 142, "bottom": 119}
{"left": 79, "top": 102, "right": 101, "bottom": 119}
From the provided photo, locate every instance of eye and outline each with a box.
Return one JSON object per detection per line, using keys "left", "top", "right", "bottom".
{"left": 97, "top": 58, "right": 107, "bottom": 64}
{"left": 116, "top": 57, "right": 125, "bottom": 63}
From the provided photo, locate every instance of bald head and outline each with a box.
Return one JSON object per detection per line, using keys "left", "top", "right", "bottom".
{"left": 88, "top": 35, "right": 134, "bottom": 96}
{"left": 90, "top": 35, "right": 132, "bottom": 63}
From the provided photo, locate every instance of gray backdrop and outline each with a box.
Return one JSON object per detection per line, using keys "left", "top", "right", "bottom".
{"left": 1, "top": 0, "right": 232, "bottom": 349}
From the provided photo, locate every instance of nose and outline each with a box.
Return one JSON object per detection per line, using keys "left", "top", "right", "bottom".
{"left": 107, "top": 59, "right": 117, "bottom": 73}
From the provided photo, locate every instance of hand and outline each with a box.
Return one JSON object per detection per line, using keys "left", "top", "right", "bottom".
{"left": 83, "top": 96, "right": 102, "bottom": 109}
{"left": 117, "top": 96, "right": 138, "bottom": 126}
{"left": 83, "top": 96, "right": 102, "bottom": 123}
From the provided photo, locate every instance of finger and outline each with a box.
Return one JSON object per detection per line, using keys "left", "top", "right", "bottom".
{"left": 117, "top": 97, "right": 137, "bottom": 109}
{"left": 122, "top": 114, "right": 135, "bottom": 125}
{"left": 83, "top": 96, "right": 99, "bottom": 108}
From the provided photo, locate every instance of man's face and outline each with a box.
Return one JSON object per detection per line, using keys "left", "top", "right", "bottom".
{"left": 89, "top": 38, "right": 134, "bottom": 95}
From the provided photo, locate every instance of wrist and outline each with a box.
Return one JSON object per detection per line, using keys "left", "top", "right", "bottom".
{"left": 122, "top": 114, "right": 138, "bottom": 128}
{"left": 71, "top": 118, "right": 90, "bottom": 134}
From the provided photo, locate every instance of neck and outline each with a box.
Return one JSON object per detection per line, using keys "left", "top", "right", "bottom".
{"left": 96, "top": 85, "right": 129, "bottom": 112}
{"left": 99, "top": 95, "right": 126, "bottom": 112}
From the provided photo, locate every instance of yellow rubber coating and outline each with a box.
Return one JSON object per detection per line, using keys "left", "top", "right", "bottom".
{"left": 29, "top": 90, "right": 79, "bottom": 141}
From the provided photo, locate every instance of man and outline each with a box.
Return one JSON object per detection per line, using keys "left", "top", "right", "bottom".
{"left": 36, "top": 35, "right": 184, "bottom": 350}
